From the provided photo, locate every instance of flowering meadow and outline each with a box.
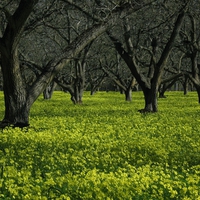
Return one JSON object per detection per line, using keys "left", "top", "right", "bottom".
{"left": 0, "top": 91, "right": 200, "bottom": 199}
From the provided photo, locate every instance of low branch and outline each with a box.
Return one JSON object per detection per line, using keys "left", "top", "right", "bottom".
{"left": 161, "top": 72, "right": 183, "bottom": 84}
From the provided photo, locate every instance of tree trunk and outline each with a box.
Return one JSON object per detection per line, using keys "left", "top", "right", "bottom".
{"left": 73, "top": 77, "right": 84, "bottom": 104}
{"left": 183, "top": 75, "right": 189, "bottom": 95}
{"left": 43, "top": 81, "right": 57, "bottom": 99}
{"left": 90, "top": 89, "right": 95, "bottom": 95}
{"left": 71, "top": 61, "right": 85, "bottom": 104}
{"left": 0, "top": 0, "right": 39, "bottom": 128}
{"left": 1, "top": 49, "right": 30, "bottom": 127}
{"left": 125, "top": 88, "right": 132, "bottom": 101}
{"left": 139, "top": 86, "right": 158, "bottom": 113}
{"left": 124, "top": 77, "right": 135, "bottom": 101}
{"left": 159, "top": 84, "right": 167, "bottom": 98}
{"left": 90, "top": 84, "right": 97, "bottom": 95}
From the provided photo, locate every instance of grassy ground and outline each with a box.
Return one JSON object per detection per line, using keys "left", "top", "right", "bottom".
{"left": 0, "top": 91, "right": 200, "bottom": 199}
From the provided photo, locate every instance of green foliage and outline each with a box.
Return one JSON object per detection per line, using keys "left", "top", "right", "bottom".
{"left": 0, "top": 91, "right": 200, "bottom": 199}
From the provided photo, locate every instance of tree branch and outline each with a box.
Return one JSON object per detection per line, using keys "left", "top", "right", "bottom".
{"left": 2, "top": 0, "right": 39, "bottom": 49}
{"left": 28, "top": 1, "right": 145, "bottom": 105}
{"left": 161, "top": 72, "right": 183, "bottom": 84}
{"left": 156, "top": 2, "right": 190, "bottom": 71}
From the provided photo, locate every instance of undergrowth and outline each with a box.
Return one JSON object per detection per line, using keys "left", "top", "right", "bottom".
{"left": 0, "top": 91, "right": 200, "bottom": 199}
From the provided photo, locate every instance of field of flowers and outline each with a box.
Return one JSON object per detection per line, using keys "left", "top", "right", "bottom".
{"left": 0, "top": 91, "right": 200, "bottom": 199}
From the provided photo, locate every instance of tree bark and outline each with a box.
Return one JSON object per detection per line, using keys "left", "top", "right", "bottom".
{"left": 183, "top": 75, "right": 189, "bottom": 95}
{"left": 159, "top": 84, "right": 167, "bottom": 98}
{"left": 125, "top": 88, "right": 132, "bottom": 101}
{"left": 141, "top": 83, "right": 158, "bottom": 112}
{"left": 1, "top": 49, "right": 30, "bottom": 127}
{"left": 43, "top": 81, "right": 57, "bottom": 100}
{"left": 125, "top": 77, "right": 136, "bottom": 101}
{"left": 0, "top": 0, "right": 38, "bottom": 127}
{"left": 72, "top": 57, "right": 86, "bottom": 104}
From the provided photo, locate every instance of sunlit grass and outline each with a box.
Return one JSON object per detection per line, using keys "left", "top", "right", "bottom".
{"left": 0, "top": 91, "right": 200, "bottom": 199}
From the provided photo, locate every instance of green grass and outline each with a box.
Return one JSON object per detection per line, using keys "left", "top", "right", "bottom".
{"left": 0, "top": 91, "right": 200, "bottom": 199}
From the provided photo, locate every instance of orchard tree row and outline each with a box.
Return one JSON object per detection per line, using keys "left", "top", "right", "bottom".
{"left": 0, "top": 0, "right": 199, "bottom": 127}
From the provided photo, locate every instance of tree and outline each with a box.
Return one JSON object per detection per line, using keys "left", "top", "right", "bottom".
{"left": 84, "top": 35, "right": 113, "bottom": 95}
{"left": 159, "top": 73, "right": 183, "bottom": 98}
{"left": 101, "top": 54, "right": 137, "bottom": 101}
{"left": 158, "top": 53, "right": 184, "bottom": 98}
{"left": 0, "top": 0, "right": 145, "bottom": 127}
{"left": 87, "top": 66, "right": 107, "bottom": 95}
{"left": 58, "top": 42, "right": 93, "bottom": 104}
{"left": 107, "top": 1, "right": 189, "bottom": 112}
{"left": 180, "top": 13, "right": 200, "bottom": 102}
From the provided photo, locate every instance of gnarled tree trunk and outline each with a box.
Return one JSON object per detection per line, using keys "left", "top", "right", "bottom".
{"left": 140, "top": 83, "right": 158, "bottom": 113}
{"left": 0, "top": 0, "right": 39, "bottom": 127}
{"left": 1, "top": 47, "right": 31, "bottom": 127}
